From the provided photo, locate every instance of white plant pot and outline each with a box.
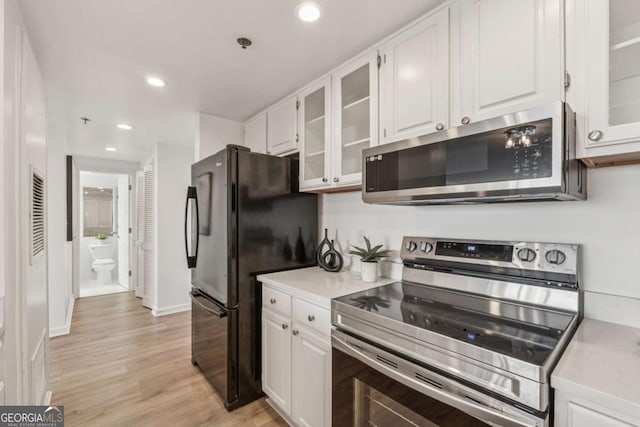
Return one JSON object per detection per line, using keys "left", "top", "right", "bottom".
{"left": 361, "top": 261, "right": 379, "bottom": 283}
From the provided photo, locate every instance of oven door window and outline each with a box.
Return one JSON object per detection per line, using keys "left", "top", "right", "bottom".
{"left": 369, "top": 118, "right": 553, "bottom": 192}
{"left": 333, "top": 348, "right": 491, "bottom": 427}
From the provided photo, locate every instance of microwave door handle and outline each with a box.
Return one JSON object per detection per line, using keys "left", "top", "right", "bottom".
{"left": 332, "top": 334, "right": 539, "bottom": 427}
{"left": 185, "top": 186, "right": 199, "bottom": 268}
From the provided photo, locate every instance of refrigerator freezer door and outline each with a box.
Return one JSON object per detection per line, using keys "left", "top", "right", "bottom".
{"left": 191, "top": 290, "right": 238, "bottom": 407}
{"left": 191, "top": 150, "right": 230, "bottom": 306}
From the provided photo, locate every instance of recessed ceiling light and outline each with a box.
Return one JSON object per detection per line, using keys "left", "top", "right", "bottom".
{"left": 297, "top": 2, "right": 321, "bottom": 22}
{"left": 105, "top": 147, "right": 117, "bottom": 152}
{"left": 146, "top": 76, "right": 166, "bottom": 87}
{"left": 116, "top": 123, "right": 133, "bottom": 130}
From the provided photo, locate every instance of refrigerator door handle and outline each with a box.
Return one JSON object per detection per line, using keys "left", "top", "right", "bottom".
{"left": 185, "top": 186, "right": 200, "bottom": 268}
{"left": 190, "top": 292, "right": 227, "bottom": 318}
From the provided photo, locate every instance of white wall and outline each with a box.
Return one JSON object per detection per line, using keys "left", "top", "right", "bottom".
{"left": 152, "top": 142, "right": 194, "bottom": 315}
{"left": 78, "top": 172, "right": 121, "bottom": 284}
{"left": 196, "top": 112, "right": 244, "bottom": 161}
{"left": 47, "top": 123, "right": 73, "bottom": 337}
{"left": 321, "top": 164, "right": 640, "bottom": 328}
{"left": 2, "top": 0, "right": 49, "bottom": 404}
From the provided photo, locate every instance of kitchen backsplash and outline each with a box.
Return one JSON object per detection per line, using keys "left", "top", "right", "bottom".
{"left": 321, "top": 163, "right": 640, "bottom": 328}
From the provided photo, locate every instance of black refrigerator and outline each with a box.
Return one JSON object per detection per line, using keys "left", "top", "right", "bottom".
{"left": 185, "top": 145, "right": 318, "bottom": 411}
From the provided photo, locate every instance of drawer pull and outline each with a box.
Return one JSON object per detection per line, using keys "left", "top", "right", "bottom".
{"left": 282, "top": 323, "right": 288, "bottom": 330}
{"left": 270, "top": 298, "right": 276, "bottom": 304}
{"left": 292, "top": 330, "right": 299, "bottom": 336}
{"left": 308, "top": 315, "right": 315, "bottom": 322}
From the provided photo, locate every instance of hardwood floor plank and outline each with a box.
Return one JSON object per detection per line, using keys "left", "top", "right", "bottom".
{"left": 50, "top": 292, "right": 287, "bottom": 427}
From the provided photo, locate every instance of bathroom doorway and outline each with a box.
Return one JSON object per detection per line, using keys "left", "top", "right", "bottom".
{"left": 78, "top": 171, "right": 132, "bottom": 297}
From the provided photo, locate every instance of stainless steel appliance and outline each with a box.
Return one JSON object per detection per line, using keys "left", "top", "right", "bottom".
{"left": 186, "top": 145, "right": 318, "bottom": 410}
{"left": 362, "top": 102, "right": 586, "bottom": 204}
{"left": 332, "top": 236, "right": 581, "bottom": 426}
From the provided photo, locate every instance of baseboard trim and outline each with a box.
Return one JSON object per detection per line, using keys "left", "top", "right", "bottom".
{"left": 49, "top": 297, "right": 75, "bottom": 338}
{"left": 151, "top": 303, "right": 191, "bottom": 317}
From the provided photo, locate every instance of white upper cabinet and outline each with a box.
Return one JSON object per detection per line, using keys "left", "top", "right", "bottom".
{"left": 299, "top": 77, "right": 332, "bottom": 189}
{"left": 332, "top": 51, "right": 378, "bottom": 187}
{"left": 379, "top": 7, "right": 450, "bottom": 143}
{"left": 299, "top": 51, "right": 378, "bottom": 191}
{"left": 267, "top": 95, "right": 298, "bottom": 155}
{"left": 567, "top": 0, "right": 640, "bottom": 164}
{"left": 454, "top": 0, "right": 564, "bottom": 126}
{"left": 244, "top": 112, "right": 267, "bottom": 154}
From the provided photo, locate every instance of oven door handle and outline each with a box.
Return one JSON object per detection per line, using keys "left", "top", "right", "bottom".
{"left": 332, "top": 331, "right": 543, "bottom": 427}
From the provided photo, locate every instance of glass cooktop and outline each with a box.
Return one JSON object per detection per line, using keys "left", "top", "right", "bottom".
{"left": 334, "top": 281, "right": 575, "bottom": 365}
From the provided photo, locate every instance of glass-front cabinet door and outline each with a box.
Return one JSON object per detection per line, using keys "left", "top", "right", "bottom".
{"left": 332, "top": 51, "right": 378, "bottom": 187}
{"left": 299, "top": 77, "right": 331, "bottom": 190}
{"left": 573, "top": 0, "right": 640, "bottom": 160}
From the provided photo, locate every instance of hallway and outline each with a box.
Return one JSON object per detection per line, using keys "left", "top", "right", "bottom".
{"left": 49, "top": 292, "right": 286, "bottom": 426}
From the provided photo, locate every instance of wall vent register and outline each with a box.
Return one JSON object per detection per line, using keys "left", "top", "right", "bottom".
{"left": 31, "top": 169, "right": 45, "bottom": 262}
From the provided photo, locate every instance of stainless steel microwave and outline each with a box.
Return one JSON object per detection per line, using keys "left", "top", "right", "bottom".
{"left": 363, "top": 102, "right": 586, "bottom": 204}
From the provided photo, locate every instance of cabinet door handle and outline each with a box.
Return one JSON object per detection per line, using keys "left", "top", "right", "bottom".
{"left": 322, "top": 177, "right": 328, "bottom": 183}
{"left": 435, "top": 123, "right": 445, "bottom": 131}
{"left": 333, "top": 177, "right": 339, "bottom": 183}
{"left": 292, "top": 330, "right": 299, "bottom": 336}
{"left": 588, "top": 130, "right": 603, "bottom": 141}
{"left": 270, "top": 298, "right": 276, "bottom": 304}
{"left": 307, "top": 315, "right": 315, "bottom": 322}
{"left": 282, "top": 323, "right": 288, "bottom": 330}
{"left": 461, "top": 116, "right": 471, "bottom": 125}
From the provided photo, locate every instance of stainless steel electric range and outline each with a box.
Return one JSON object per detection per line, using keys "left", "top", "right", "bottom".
{"left": 331, "top": 237, "right": 581, "bottom": 427}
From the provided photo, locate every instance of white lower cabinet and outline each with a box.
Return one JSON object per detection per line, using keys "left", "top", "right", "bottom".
{"left": 262, "top": 284, "right": 331, "bottom": 427}
{"left": 292, "top": 326, "right": 331, "bottom": 427}
{"left": 554, "top": 391, "right": 640, "bottom": 427}
{"left": 262, "top": 308, "right": 292, "bottom": 414}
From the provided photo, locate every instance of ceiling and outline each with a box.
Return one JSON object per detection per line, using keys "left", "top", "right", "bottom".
{"left": 19, "top": 0, "right": 443, "bottom": 161}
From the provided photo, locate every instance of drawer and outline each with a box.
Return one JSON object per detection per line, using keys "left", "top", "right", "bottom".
{"left": 262, "top": 285, "right": 292, "bottom": 317}
{"left": 293, "top": 298, "right": 331, "bottom": 336}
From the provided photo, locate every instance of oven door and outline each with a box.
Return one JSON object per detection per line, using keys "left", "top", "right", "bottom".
{"left": 332, "top": 329, "right": 547, "bottom": 427}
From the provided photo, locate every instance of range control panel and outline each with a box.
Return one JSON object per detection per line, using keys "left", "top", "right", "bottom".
{"left": 400, "top": 236, "right": 579, "bottom": 276}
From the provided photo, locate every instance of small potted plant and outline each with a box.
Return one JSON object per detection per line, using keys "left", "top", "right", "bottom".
{"left": 349, "top": 237, "right": 390, "bottom": 282}
{"left": 95, "top": 233, "right": 108, "bottom": 243}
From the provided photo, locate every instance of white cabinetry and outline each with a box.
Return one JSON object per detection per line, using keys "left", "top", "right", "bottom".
{"left": 267, "top": 95, "right": 298, "bottom": 155}
{"left": 379, "top": 7, "right": 449, "bottom": 143}
{"left": 299, "top": 51, "right": 378, "bottom": 191}
{"left": 299, "top": 77, "right": 331, "bottom": 189}
{"left": 292, "top": 325, "right": 331, "bottom": 427}
{"left": 555, "top": 391, "right": 639, "bottom": 427}
{"left": 332, "top": 51, "right": 378, "bottom": 187}
{"left": 454, "top": 0, "right": 563, "bottom": 126}
{"left": 567, "top": 0, "right": 640, "bottom": 165}
{"left": 244, "top": 112, "right": 267, "bottom": 154}
{"left": 261, "top": 284, "right": 331, "bottom": 427}
{"left": 261, "top": 308, "right": 292, "bottom": 414}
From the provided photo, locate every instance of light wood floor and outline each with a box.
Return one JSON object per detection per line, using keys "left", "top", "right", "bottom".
{"left": 50, "top": 292, "right": 287, "bottom": 427}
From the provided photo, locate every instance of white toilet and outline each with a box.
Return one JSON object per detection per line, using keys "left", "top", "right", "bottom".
{"left": 89, "top": 242, "right": 116, "bottom": 284}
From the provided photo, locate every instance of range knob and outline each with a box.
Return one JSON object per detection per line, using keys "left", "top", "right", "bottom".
{"left": 420, "top": 242, "right": 434, "bottom": 253}
{"left": 405, "top": 241, "right": 418, "bottom": 252}
{"left": 517, "top": 248, "right": 536, "bottom": 262}
{"left": 545, "top": 249, "right": 566, "bottom": 265}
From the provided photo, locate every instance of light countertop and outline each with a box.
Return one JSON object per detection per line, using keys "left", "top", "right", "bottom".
{"left": 551, "top": 318, "right": 640, "bottom": 419}
{"left": 257, "top": 267, "right": 396, "bottom": 308}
